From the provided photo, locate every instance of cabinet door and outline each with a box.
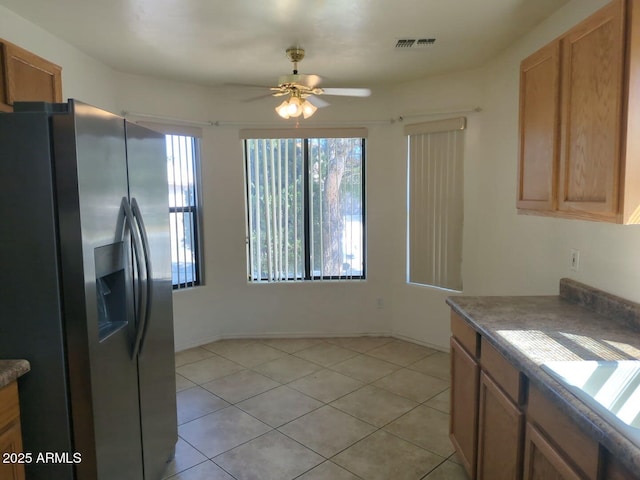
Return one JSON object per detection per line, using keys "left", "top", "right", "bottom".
{"left": 558, "top": 0, "right": 625, "bottom": 220}
{"left": 0, "top": 39, "right": 62, "bottom": 111}
{"left": 523, "top": 423, "right": 581, "bottom": 480}
{"left": 0, "top": 421, "right": 25, "bottom": 480}
{"left": 450, "top": 337, "right": 480, "bottom": 479}
{"left": 518, "top": 41, "right": 560, "bottom": 212}
{"left": 477, "top": 372, "right": 523, "bottom": 480}
{"left": 0, "top": 382, "right": 25, "bottom": 480}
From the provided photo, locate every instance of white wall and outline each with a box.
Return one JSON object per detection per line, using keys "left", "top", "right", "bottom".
{"left": 4, "top": 0, "right": 640, "bottom": 353}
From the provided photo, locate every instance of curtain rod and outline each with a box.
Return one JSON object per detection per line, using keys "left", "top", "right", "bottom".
{"left": 396, "top": 106, "right": 482, "bottom": 122}
{"left": 122, "top": 110, "right": 392, "bottom": 127}
{"left": 122, "top": 106, "right": 482, "bottom": 128}
{"left": 122, "top": 111, "right": 215, "bottom": 127}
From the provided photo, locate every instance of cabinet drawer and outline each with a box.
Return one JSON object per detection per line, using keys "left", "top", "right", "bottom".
{"left": 0, "top": 382, "right": 20, "bottom": 432}
{"left": 527, "top": 384, "right": 598, "bottom": 480}
{"left": 451, "top": 311, "right": 479, "bottom": 358}
{"left": 480, "top": 338, "right": 523, "bottom": 404}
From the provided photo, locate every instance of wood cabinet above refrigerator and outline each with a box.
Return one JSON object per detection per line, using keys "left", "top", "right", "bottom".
{"left": 0, "top": 38, "right": 62, "bottom": 113}
{"left": 517, "top": 0, "right": 640, "bottom": 224}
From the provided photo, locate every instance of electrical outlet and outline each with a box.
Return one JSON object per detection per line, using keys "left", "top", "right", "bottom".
{"left": 570, "top": 249, "right": 580, "bottom": 272}
{"left": 376, "top": 298, "right": 384, "bottom": 309}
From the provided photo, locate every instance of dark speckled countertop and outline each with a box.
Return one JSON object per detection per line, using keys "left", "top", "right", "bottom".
{"left": 446, "top": 278, "right": 640, "bottom": 475}
{"left": 0, "top": 359, "right": 30, "bottom": 388}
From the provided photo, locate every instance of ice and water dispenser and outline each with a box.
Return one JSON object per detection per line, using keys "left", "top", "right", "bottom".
{"left": 95, "top": 242, "right": 128, "bottom": 341}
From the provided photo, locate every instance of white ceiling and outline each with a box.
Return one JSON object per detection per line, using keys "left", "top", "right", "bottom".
{"left": 1, "top": 0, "right": 568, "bottom": 90}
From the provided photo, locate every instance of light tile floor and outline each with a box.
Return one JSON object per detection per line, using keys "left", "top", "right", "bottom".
{"left": 164, "top": 337, "right": 468, "bottom": 480}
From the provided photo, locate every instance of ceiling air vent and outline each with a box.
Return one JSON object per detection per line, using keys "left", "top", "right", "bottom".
{"left": 395, "top": 38, "right": 436, "bottom": 49}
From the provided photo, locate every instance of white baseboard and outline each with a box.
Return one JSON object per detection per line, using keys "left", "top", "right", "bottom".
{"left": 176, "top": 330, "right": 448, "bottom": 353}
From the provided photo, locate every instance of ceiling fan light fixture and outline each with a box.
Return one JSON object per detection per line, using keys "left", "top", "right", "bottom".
{"left": 286, "top": 95, "right": 303, "bottom": 117}
{"left": 275, "top": 98, "right": 292, "bottom": 118}
{"left": 275, "top": 94, "right": 317, "bottom": 119}
{"left": 301, "top": 100, "right": 317, "bottom": 119}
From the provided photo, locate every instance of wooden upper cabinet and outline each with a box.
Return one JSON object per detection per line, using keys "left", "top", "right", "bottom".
{"left": 518, "top": 0, "right": 640, "bottom": 224}
{"left": 0, "top": 38, "right": 62, "bottom": 112}
{"left": 559, "top": 0, "right": 625, "bottom": 220}
{"left": 518, "top": 41, "right": 560, "bottom": 212}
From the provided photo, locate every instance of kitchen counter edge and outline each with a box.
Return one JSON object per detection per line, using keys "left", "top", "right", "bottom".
{"left": 0, "top": 359, "right": 31, "bottom": 389}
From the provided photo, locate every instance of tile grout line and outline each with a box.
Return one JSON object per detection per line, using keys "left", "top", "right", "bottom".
{"left": 172, "top": 337, "right": 455, "bottom": 479}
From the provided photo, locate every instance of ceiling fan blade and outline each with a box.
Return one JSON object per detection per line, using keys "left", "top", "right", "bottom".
{"left": 321, "top": 88, "right": 372, "bottom": 97}
{"left": 306, "top": 95, "right": 330, "bottom": 108}
{"left": 226, "top": 82, "right": 279, "bottom": 90}
{"left": 242, "top": 92, "right": 277, "bottom": 103}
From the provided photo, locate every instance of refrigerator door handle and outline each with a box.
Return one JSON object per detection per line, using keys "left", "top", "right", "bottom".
{"left": 122, "top": 197, "right": 148, "bottom": 359}
{"left": 131, "top": 197, "right": 153, "bottom": 355}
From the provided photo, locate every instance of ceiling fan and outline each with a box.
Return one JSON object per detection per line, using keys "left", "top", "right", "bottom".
{"left": 243, "top": 47, "right": 372, "bottom": 119}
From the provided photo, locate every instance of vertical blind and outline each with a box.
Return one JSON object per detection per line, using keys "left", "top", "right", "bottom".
{"left": 166, "top": 134, "right": 201, "bottom": 288}
{"left": 137, "top": 121, "right": 203, "bottom": 289}
{"left": 406, "top": 117, "right": 465, "bottom": 290}
{"left": 245, "top": 138, "right": 305, "bottom": 282}
{"left": 242, "top": 128, "right": 367, "bottom": 282}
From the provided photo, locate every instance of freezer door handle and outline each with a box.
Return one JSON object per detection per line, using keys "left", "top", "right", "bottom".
{"left": 131, "top": 197, "right": 153, "bottom": 355}
{"left": 122, "top": 197, "right": 148, "bottom": 359}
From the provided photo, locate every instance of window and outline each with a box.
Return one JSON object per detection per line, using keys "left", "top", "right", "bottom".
{"left": 137, "top": 122, "right": 203, "bottom": 289}
{"left": 406, "top": 117, "right": 465, "bottom": 291}
{"left": 166, "top": 133, "right": 202, "bottom": 288}
{"left": 243, "top": 129, "right": 366, "bottom": 282}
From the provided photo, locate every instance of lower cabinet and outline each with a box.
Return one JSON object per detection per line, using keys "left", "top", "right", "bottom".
{"left": 0, "top": 381, "right": 25, "bottom": 480}
{"left": 526, "top": 384, "right": 599, "bottom": 480}
{"left": 523, "top": 423, "right": 581, "bottom": 480}
{"left": 477, "top": 372, "right": 524, "bottom": 480}
{"left": 450, "top": 311, "right": 524, "bottom": 480}
{"left": 449, "top": 310, "right": 629, "bottom": 480}
{"left": 450, "top": 337, "right": 479, "bottom": 478}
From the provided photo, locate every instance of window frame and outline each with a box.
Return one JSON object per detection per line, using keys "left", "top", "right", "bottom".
{"left": 137, "top": 121, "right": 204, "bottom": 289}
{"left": 243, "top": 133, "right": 366, "bottom": 283}
{"left": 166, "top": 133, "right": 204, "bottom": 289}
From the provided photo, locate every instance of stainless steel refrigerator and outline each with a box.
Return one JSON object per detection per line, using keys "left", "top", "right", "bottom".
{"left": 0, "top": 100, "right": 177, "bottom": 479}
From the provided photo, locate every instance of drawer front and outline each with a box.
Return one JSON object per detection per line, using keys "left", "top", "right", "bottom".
{"left": 527, "top": 384, "right": 598, "bottom": 480}
{"left": 451, "top": 311, "right": 479, "bottom": 358}
{"left": 0, "top": 382, "right": 19, "bottom": 432}
{"left": 480, "top": 338, "right": 522, "bottom": 404}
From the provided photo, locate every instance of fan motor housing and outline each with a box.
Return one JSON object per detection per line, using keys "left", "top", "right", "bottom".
{"left": 286, "top": 48, "right": 305, "bottom": 63}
